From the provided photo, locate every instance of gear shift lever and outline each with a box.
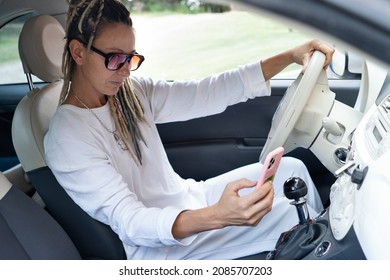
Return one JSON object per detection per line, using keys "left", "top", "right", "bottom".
{"left": 283, "top": 177, "right": 310, "bottom": 224}
{"left": 266, "top": 177, "right": 327, "bottom": 259}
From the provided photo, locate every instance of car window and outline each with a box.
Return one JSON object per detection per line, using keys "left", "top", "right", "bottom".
{"left": 0, "top": 5, "right": 349, "bottom": 85}
{"left": 0, "top": 12, "right": 40, "bottom": 85}
{"left": 132, "top": 10, "right": 310, "bottom": 80}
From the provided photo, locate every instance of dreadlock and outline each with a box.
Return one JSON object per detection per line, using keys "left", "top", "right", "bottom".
{"left": 61, "top": 0, "right": 146, "bottom": 165}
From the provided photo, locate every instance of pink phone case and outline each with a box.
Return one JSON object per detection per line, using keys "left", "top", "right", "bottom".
{"left": 256, "top": 147, "right": 284, "bottom": 187}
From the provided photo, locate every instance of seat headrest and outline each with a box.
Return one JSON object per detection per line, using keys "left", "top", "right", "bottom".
{"left": 18, "top": 15, "right": 65, "bottom": 82}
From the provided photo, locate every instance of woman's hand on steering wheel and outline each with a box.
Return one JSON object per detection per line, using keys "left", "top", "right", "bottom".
{"left": 290, "top": 39, "right": 335, "bottom": 73}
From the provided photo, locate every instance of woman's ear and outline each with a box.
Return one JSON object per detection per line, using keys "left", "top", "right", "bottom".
{"left": 68, "top": 39, "right": 85, "bottom": 66}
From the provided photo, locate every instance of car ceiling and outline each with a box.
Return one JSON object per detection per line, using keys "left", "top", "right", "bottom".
{"left": 0, "top": 0, "right": 67, "bottom": 27}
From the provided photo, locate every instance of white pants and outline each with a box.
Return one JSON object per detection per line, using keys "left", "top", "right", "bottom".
{"left": 166, "top": 157, "right": 323, "bottom": 259}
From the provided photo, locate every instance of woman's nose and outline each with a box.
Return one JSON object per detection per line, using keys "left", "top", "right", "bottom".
{"left": 116, "top": 60, "right": 131, "bottom": 77}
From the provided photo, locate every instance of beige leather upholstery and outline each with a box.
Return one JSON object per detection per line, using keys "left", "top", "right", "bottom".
{"left": 12, "top": 15, "right": 65, "bottom": 173}
{"left": 18, "top": 15, "right": 64, "bottom": 82}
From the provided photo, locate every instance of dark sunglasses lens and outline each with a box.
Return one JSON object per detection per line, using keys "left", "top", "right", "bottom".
{"left": 106, "top": 54, "right": 144, "bottom": 71}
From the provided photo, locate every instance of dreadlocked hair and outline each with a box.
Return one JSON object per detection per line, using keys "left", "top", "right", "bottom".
{"left": 61, "top": 0, "right": 147, "bottom": 165}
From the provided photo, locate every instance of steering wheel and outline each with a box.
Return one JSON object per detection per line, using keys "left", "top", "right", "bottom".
{"left": 259, "top": 51, "right": 333, "bottom": 163}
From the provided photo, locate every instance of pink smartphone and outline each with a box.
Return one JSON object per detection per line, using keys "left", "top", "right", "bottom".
{"left": 256, "top": 147, "right": 284, "bottom": 187}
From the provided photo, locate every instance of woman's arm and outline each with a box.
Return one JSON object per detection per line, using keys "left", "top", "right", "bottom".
{"left": 133, "top": 62, "right": 270, "bottom": 124}
{"left": 261, "top": 39, "right": 335, "bottom": 81}
{"left": 172, "top": 179, "right": 274, "bottom": 239}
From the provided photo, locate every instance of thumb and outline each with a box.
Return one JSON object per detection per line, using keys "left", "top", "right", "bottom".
{"left": 228, "top": 178, "right": 257, "bottom": 194}
{"left": 300, "top": 54, "right": 312, "bottom": 74}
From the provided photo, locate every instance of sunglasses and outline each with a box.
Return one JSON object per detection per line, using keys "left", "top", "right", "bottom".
{"left": 76, "top": 39, "right": 145, "bottom": 71}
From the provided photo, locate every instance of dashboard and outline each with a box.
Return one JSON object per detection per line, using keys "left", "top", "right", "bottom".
{"left": 329, "top": 75, "right": 390, "bottom": 259}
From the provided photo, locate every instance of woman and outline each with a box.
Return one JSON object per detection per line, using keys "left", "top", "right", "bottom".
{"left": 45, "top": 0, "right": 333, "bottom": 259}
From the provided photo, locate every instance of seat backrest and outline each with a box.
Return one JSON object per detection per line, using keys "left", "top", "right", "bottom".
{"left": 13, "top": 14, "right": 64, "bottom": 172}
{"left": 0, "top": 172, "right": 81, "bottom": 260}
{"left": 12, "top": 15, "right": 126, "bottom": 260}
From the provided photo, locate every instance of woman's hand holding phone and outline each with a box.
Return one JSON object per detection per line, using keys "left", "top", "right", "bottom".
{"left": 256, "top": 147, "right": 284, "bottom": 188}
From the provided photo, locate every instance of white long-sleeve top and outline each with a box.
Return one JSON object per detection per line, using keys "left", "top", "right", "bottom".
{"left": 44, "top": 62, "right": 271, "bottom": 259}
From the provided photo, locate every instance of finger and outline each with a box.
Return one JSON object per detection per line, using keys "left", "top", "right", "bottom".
{"left": 228, "top": 178, "right": 257, "bottom": 194}
{"left": 242, "top": 180, "right": 273, "bottom": 206}
{"left": 300, "top": 54, "right": 311, "bottom": 73}
{"left": 302, "top": 42, "right": 334, "bottom": 73}
{"left": 243, "top": 185, "right": 274, "bottom": 226}
{"left": 313, "top": 40, "right": 335, "bottom": 69}
{"left": 323, "top": 50, "right": 335, "bottom": 69}
{"left": 321, "top": 47, "right": 334, "bottom": 69}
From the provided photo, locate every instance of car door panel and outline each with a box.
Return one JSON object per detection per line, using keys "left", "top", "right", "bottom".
{"left": 157, "top": 95, "right": 278, "bottom": 180}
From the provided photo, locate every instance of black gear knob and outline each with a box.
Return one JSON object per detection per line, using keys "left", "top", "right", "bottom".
{"left": 283, "top": 177, "right": 308, "bottom": 200}
{"left": 284, "top": 177, "right": 310, "bottom": 224}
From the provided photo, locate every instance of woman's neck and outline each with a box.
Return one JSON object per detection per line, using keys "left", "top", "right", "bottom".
{"left": 66, "top": 85, "right": 108, "bottom": 109}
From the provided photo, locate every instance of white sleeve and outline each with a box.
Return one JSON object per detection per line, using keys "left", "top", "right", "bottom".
{"left": 44, "top": 118, "right": 195, "bottom": 248}
{"left": 132, "top": 62, "right": 271, "bottom": 123}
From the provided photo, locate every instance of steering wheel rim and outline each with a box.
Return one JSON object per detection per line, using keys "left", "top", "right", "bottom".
{"left": 260, "top": 51, "right": 326, "bottom": 163}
